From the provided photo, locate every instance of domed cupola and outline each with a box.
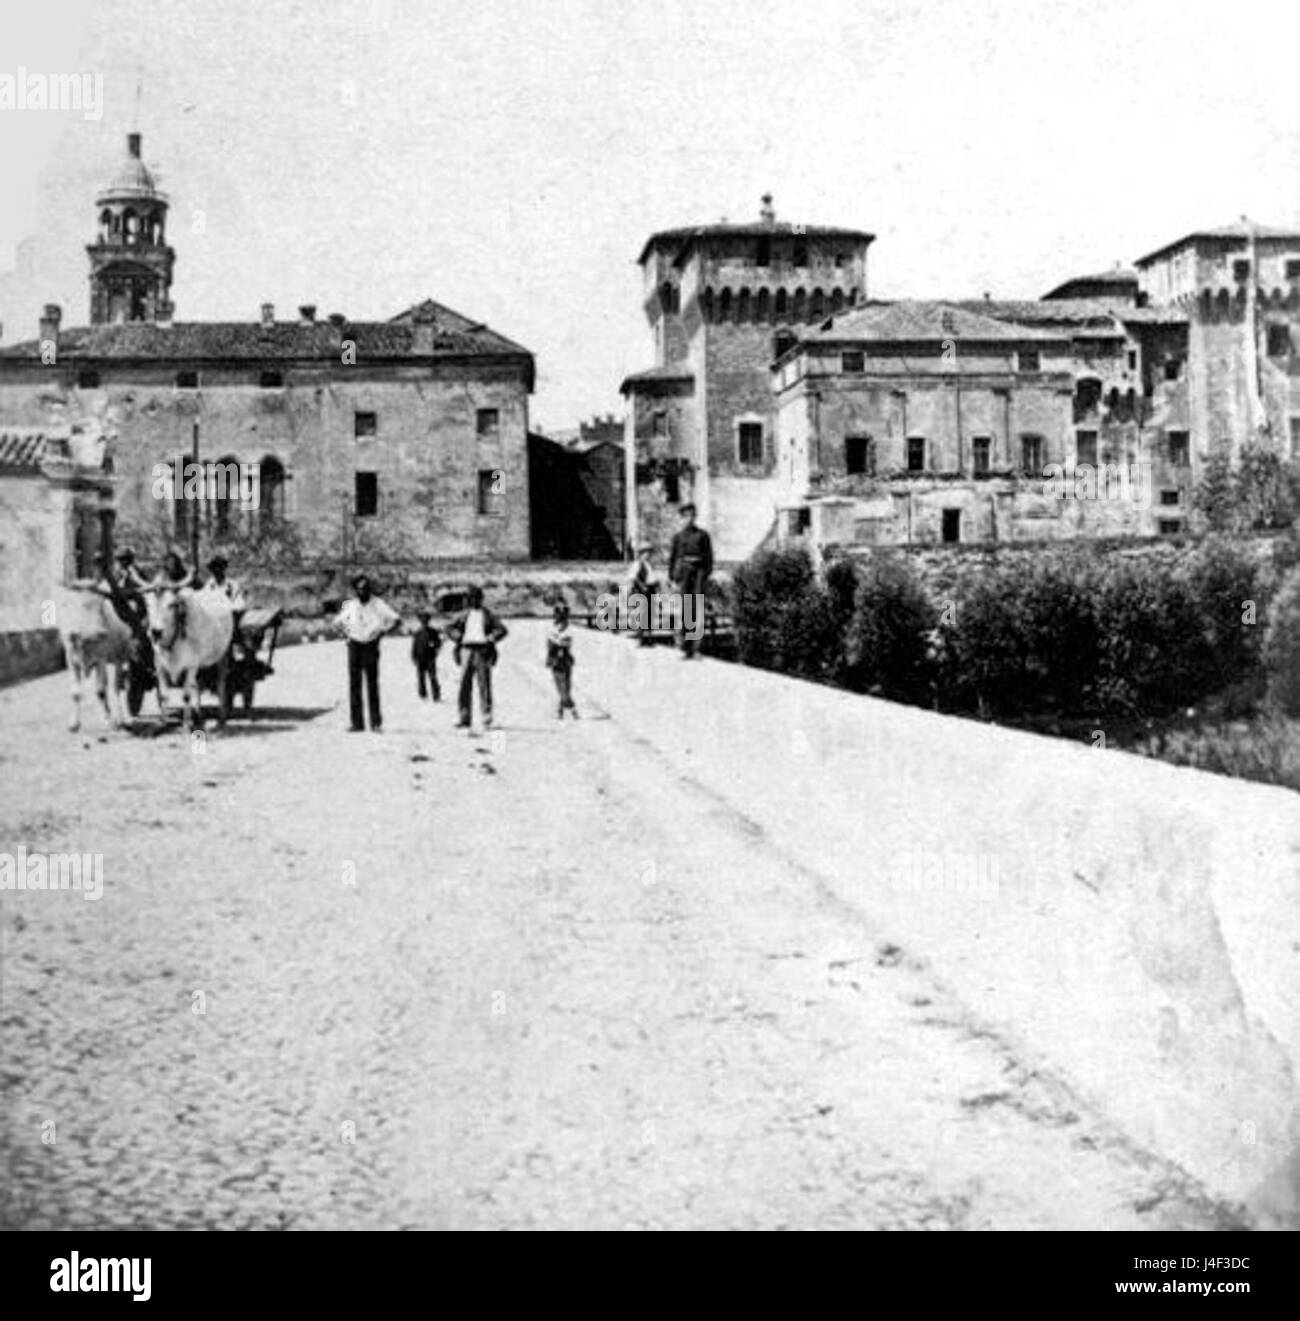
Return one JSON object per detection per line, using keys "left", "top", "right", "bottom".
{"left": 87, "top": 132, "right": 175, "bottom": 324}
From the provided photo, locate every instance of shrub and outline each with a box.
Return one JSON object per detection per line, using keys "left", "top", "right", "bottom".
{"left": 1265, "top": 566, "right": 1300, "bottom": 716}
{"left": 731, "top": 544, "right": 838, "bottom": 680}
{"left": 842, "top": 553, "right": 935, "bottom": 702}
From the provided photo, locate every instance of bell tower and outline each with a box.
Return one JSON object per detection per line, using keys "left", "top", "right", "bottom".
{"left": 87, "top": 132, "right": 175, "bottom": 324}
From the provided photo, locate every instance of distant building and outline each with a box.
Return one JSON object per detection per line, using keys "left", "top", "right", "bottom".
{"left": 528, "top": 414, "right": 624, "bottom": 558}
{"left": 625, "top": 203, "right": 1300, "bottom": 555}
{"left": 0, "top": 133, "right": 536, "bottom": 565}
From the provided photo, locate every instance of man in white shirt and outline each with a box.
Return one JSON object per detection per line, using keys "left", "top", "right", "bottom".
{"left": 335, "top": 574, "right": 401, "bottom": 731}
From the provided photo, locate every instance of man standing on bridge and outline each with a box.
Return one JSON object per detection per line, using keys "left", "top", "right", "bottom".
{"left": 336, "top": 574, "right": 401, "bottom": 732}
{"left": 668, "top": 503, "right": 713, "bottom": 659}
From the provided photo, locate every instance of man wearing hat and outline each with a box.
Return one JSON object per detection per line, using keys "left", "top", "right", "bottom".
{"left": 102, "top": 546, "right": 150, "bottom": 638}
{"left": 204, "top": 554, "right": 247, "bottom": 662}
{"left": 668, "top": 503, "right": 713, "bottom": 658}
{"left": 334, "top": 573, "right": 401, "bottom": 731}
{"left": 626, "top": 540, "right": 658, "bottom": 647}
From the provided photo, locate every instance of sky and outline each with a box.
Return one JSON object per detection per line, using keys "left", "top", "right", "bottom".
{"left": 1, "top": 0, "right": 1298, "bottom": 430}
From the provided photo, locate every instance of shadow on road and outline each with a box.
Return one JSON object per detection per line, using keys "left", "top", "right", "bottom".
{"left": 126, "top": 706, "right": 334, "bottom": 738}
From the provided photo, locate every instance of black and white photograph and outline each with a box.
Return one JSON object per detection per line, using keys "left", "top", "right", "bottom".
{"left": 0, "top": 0, "right": 1294, "bottom": 1275}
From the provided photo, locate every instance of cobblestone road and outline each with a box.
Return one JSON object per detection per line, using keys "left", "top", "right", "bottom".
{"left": 0, "top": 627, "right": 1243, "bottom": 1228}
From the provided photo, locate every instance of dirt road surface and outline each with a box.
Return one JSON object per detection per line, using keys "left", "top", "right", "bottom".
{"left": 0, "top": 625, "right": 1244, "bottom": 1229}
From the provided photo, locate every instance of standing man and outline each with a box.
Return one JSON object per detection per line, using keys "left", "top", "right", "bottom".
{"left": 335, "top": 573, "right": 401, "bottom": 732}
{"left": 411, "top": 611, "right": 442, "bottom": 703}
{"left": 668, "top": 502, "right": 713, "bottom": 659}
{"left": 446, "top": 585, "right": 509, "bottom": 732}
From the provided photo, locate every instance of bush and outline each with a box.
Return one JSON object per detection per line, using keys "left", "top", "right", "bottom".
{"left": 842, "top": 553, "right": 935, "bottom": 703}
{"left": 731, "top": 544, "right": 838, "bottom": 681}
{"left": 1265, "top": 566, "right": 1300, "bottom": 716}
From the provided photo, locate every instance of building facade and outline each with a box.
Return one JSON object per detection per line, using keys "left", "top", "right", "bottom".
{"left": 625, "top": 203, "right": 1300, "bottom": 557}
{"left": 0, "top": 134, "right": 536, "bottom": 566}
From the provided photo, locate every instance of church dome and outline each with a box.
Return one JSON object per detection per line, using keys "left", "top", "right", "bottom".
{"left": 96, "top": 133, "right": 167, "bottom": 204}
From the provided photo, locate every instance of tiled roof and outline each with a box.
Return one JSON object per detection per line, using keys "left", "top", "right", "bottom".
{"left": 951, "top": 298, "right": 1127, "bottom": 335}
{"left": 1116, "top": 305, "right": 1190, "bottom": 325}
{"left": 620, "top": 365, "right": 695, "bottom": 393}
{"left": 1042, "top": 269, "right": 1139, "bottom": 299}
{"left": 1135, "top": 221, "right": 1300, "bottom": 268}
{"left": 0, "top": 300, "right": 532, "bottom": 365}
{"left": 805, "top": 300, "right": 1064, "bottom": 344}
{"left": 639, "top": 221, "right": 874, "bottom": 266}
{"left": 0, "top": 429, "right": 47, "bottom": 471}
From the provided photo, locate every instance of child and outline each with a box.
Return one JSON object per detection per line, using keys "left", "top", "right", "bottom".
{"left": 546, "top": 602, "right": 578, "bottom": 720}
{"left": 411, "top": 611, "right": 442, "bottom": 702}
{"left": 446, "top": 586, "right": 509, "bottom": 731}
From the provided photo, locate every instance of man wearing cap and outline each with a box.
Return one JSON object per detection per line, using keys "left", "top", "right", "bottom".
{"left": 626, "top": 540, "right": 658, "bottom": 646}
{"left": 334, "top": 573, "right": 402, "bottom": 731}
{"left": 668, "top": 503, "right": 713, "bottom": 658}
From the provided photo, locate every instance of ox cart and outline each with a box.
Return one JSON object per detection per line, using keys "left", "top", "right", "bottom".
{"left": 125, "top": 603, "right": 285, "bottom": 720}
{"left": 198, "top": 606, "right": 285, "bottom": 713}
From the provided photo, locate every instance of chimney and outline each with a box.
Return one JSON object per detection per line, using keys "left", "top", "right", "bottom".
{"left": 260, "top": 302, "right": 275, "bottom": 329}
{"left": 128, "top": 132, "right": 142, "bottom": 159}
{"left": 298, "top": 304, "right": 317, "bottom": 324}
{"left": 39, "top": 303, "right": 61, "bottom": 348}
{"left": 327, "top": 312, "right": 347, "bottom": 347}
{"left": 760, "top": 192, "right": 775, "bottom": 225}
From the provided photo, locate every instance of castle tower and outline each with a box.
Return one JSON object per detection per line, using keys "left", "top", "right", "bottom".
{"left": 86, "top": 132, "right": 175, "bottom": 325}
{"left": 623, "top": 196, "right": 874, "bottom": 558}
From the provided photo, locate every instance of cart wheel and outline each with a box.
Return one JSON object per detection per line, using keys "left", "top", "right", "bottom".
{"left": 242, "top": 681, "right": 255, "bottom": 711}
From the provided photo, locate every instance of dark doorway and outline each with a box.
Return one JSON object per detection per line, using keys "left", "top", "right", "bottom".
{"left": 942, "top": 508, "right": 961, "bottom": 544}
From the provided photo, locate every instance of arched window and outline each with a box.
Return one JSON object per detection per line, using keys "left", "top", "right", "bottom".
{"left": 659, "top": 281, "right": 674, "bottom": 314}
{"left": 830, "top": 288, "right": 845, "bottom": 315}
{"left": 123, "top": 209, "right": 138, "bottom": 244}
{"left": 736, "top": 288, "right": 751, "bottom": 324}
{"left": 774, "top": 288, "right": 788, "bottom": 322}
{"left": 700, "top": 287, "right": 714, "bottom": 322}
{"left": 718, "top": 288, "right": 732, "bottom": 324}
{"left": 1215, "top": 289, "right": 1230, "bottom": 322}
{"left": 810, "top": 289, "right": 825, "bottom": 322}
{"left": 210, "top": 454, "right": 241, "bottom": 537}
{"left": 792, "top": 288, "right": 807, "bottom": 322}
{"left": 755, "top": 288, "right": 771, "bottom": 323}
{"left": 259, "top": 456, "right": 287, "bottom": 530}
{"left": 1107, "top": 387, "right": 1120, "bottom": 414}
{"left": 99, "top": 209, "right": 112, "bottom": 243}
{"left": 1198, "top": 290, "right": 1212, "bottom": 321}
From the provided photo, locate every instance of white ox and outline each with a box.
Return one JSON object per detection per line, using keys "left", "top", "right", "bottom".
{"left": 56, "top": 587, "right": 140, "bottom": 732}
{"left": 146, "top": 586, "right": 234, "bottom": 731}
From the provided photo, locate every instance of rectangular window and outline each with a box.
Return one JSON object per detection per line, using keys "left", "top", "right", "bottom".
{"left": 1159, "top": 518, "right": 1183, "bottom": 535}
{"left": 476, "top": 408, "right": 500, "bottom": 440}
{"left": 907, "top": 436, "right": 926, "bottom": 472}
{"left": 354, "top": 411, "right": 377, "bottom": 438}
{"left": 1233, "top": 259, "right": 1251, "bottom": 282}
{"left": 652, "top": 411, "right": 667, "bottom": 438}
{"left": 260, "top": 370, "right": 283, "bottom": 389}
{"left": 77, "top": 368, "right": 100, "bottom": 389}
{"left": 1287, "top": 258, "right": 1300, "bottom": 280}
{"left": 1127, "top": 350, "right": 1137, "bottom": 371}
{"left": 1291, "top": 417, "right": 1300, "bottom": 460}
{"left": 845, "top": 435, "right": 874, "bottom": 476}
{"left": 737, "top": 422, "right": 763, "bottom": 465}
{"left": 354, "top": 471, "right": 378, "bottom": 517}
{"left": 1168, "top": 430, "right": 1190, "bottom": 467}
{"left": 792, "top": 239, "right": 808, "bottom": 267}
{"left": 1164, "top": 357, "right": 1182, "bottom": 382}
{"left": 1075, "top": 430, "right": 1097, "bottom": 466}
{"left": 663, "top": 469, "right": 680, "bottom": 503}
{"left": 942, "top": 509, "right": 961, "bottom": 544}
{"left": 1021, "top": 434, "right": 1044, "bottom": 473}
{"left": 756, "top": 237, "right": 771, "bottom": 268}
{"left": 1267, "top": 324, "right": 1292, "bottom": 357}
{"left": 477, "top": 468, "right": 504, "bottom": 516}
{"left": 972, "top": 436, "right": 991, "bottom": 475}
{"left": 841, "top": 351, "right": 865, "bottom": 374}
{"left": 176, "top": 370, "right": 198, "bottom": 389}
{"left": 1160, "top": 489, "right": 1181, "bottom": 506}
{"left": 1017, "top": 349, "right": 1041, "bottom": 373}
